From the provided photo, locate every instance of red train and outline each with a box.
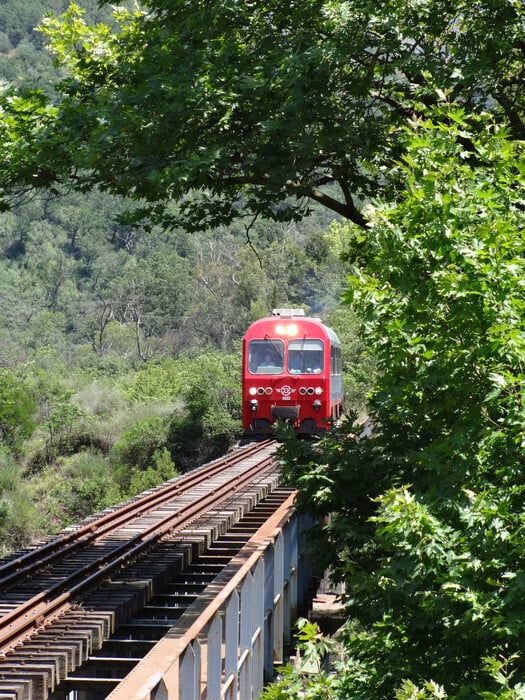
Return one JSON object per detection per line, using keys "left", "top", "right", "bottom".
{"left": 242, "top": 309, "right": 344, "bottom": 436}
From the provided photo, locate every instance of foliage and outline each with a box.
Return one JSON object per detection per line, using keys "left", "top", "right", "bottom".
{"left": 167, "top": 351, "right": 242, "bottom": 471}
{"left": 276, "top": 107, "right": 525, "bottom": 698}
{"left": 0, "top": 1, "right": 523, "bottom": 230}
{"left": 0, "top": 447, "right": 42, "bottom": 553}
{"left": 73, "top": 380, "right": 127, "bottom": 419}
{"left": 110, "top": 414, "right": 171, "bottom": 476}
{"left": 325, "top": 305, "right": 375, "bottom": 414}
{"left": 125, "top": 448, "right": 177, "bottom": 498}
{"left": 0, "top": 186, "right": 344, "bottom": 369}
{"left": 43, "top": 391, "right": 93, "bottom": 459}
{"left": 0, "top": 367, "right": 36, "bottom": 451}
{"left": 260, "top": 618, "right": 344, "bottom": 700}
{"left": 118, "top": 359, "right": 187, "bottom": 404}
{"left": 34, "top": 451, "right": 121, "bottom": 527}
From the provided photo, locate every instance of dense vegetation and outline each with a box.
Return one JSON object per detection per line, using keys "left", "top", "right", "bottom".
{"left": 273, "top": 111, "right": 525, "bottom": 699}
{"left": 1, "top": 0, "right": 525, "bottom": 697}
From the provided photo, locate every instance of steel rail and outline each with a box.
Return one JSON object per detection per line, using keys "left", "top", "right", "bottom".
{"left": 0, "top": 447, "right": 279, "bottom": 654}
{"left": 0, "top": 440, "right": 274, "bottom": 591}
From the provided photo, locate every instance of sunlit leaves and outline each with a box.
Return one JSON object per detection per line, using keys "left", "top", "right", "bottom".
{"left": 1, "top": 1, "right": 524, "bottom": 229}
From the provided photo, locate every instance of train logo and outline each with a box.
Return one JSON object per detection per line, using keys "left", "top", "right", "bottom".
{"left": 277, "top": 385, "right": 294, "bottom": 399}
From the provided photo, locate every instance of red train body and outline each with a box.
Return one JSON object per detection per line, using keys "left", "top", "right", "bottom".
{"left": 242, "top": 309, "right": 344, "bottom": 436}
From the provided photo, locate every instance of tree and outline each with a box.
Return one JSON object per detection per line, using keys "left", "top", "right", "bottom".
{"left": 276, "top": 107, "right": 525, "bottom": 698}
{"left": 0, "top": 1, "right": 523, "bottom": 231}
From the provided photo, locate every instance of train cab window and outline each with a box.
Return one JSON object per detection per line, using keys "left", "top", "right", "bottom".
{"left": 288, "top": 340, "right": 324, "bottom": 374}
{"left": 248, "top": 340, "right": 284, "bottom": 374}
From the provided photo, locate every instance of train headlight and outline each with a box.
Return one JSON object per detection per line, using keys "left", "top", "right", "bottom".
{"left": 314, "top": 387, "right": 323, "bottom": 395}
{"left": 249, "top": 387, "right": 257, "bottom": 396}
{"left": 264, "top": 387, "right": 273, "bottom": 395}
{"left": 250, "top": 399, "right": 259, "bottom": 411}
{"left": 313, "top": 399, "right": 322, "bottom": 410}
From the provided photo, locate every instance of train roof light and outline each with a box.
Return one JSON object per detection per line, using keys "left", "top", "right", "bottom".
{"left": 274, "top": 323, "right": 299, "bottom": 335}
{"left": 272, "top": 308, "right": 305, "bottom": 318}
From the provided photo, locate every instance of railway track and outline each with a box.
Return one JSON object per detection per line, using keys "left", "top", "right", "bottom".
{"left": 0, "top": 440, "right": 288, "bottom": 700}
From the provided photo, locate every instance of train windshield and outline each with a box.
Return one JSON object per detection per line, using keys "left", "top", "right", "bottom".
{"left": 248, "top": 340, "right": 284, "bottom": 374}
{"left": 288, "top": 339, "right": 324, "bottom": 374}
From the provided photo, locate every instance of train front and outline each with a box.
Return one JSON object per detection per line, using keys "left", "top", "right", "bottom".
{"left": 242, "top": 309, "right": 335, "bottom": 436}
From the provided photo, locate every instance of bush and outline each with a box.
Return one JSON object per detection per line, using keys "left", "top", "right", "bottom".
{"left": 74, "top": 381, "right": 127, "bottom": 418}
{"left": 118, "top": 358, "right": 186, "bottom": 403}
{"left": 0, "top": 447, "right": 41, "bottom": 553}
{"left": 111, "top": 415, "right": 170, "bottom": 469}
{"left": 0, "top": 367, "right": 36, "bottom": 452}
{"left": 34, "top": 451, "right": 121, "bottom": 528}
{"left": 125, "top": 448, "right": 178, "bottom": 496}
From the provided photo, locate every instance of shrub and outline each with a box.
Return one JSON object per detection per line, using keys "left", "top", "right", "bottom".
{"left": 34, "top": 451, "right": 121, "bottom": 528}
{"left": 0, "top": 367, "right": 36, "bottom": 452}
{"left": 111, "top": 415, "right": 170, "bottom": 469}
{"left": 0, "top": 447, "right": 41, "bottom": 553}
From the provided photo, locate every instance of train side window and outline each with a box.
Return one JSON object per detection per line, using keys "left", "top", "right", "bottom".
{"left": 248, "top": 340, "right": 284, "bottom": 374}
{"left": 330, "top": 344, "right": 342, "bottom": 375}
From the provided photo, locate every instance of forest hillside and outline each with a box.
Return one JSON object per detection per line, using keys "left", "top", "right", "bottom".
{"left": 0, "top": 0, "right": 370, "bottom": 554}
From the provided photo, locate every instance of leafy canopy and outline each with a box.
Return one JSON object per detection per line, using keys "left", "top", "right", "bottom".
{"left": 0, "top": 0, "right": 523, "bottom": 230}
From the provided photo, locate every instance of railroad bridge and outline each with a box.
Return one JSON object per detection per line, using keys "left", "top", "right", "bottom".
{"left": 0, "top": 442, "right": 320, "bottom": 700}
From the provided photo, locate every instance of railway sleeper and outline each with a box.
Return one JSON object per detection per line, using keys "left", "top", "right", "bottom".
{"left": 0, "top": 671, "right": 49, "bottom": 699}
{"left": 0, "top": 468, "right": 282, "bottom": 700}
{"left": 0, "top": 678, "right": 33, "bottom": 700}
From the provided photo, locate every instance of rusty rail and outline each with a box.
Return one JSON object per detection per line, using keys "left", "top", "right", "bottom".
{"left": 0, "top": 441, "right": 279, "bottom": 655}
{"left": 0, "top": 440, "right": 274, "bottom": 589}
